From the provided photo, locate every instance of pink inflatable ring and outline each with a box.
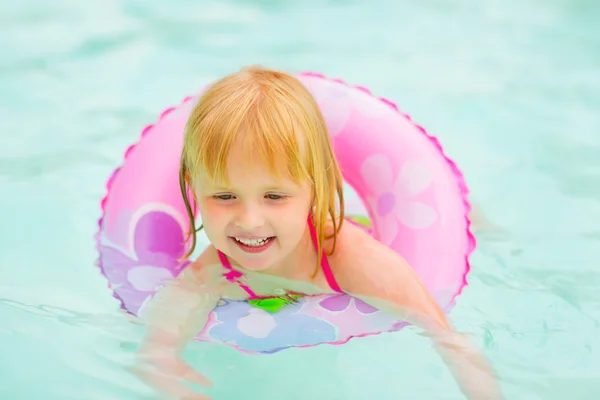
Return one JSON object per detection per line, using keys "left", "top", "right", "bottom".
{"left": 96, "top": 72, "right": 475, "bottom": 355}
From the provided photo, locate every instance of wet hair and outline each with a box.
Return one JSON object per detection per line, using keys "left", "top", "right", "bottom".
{"left": 179, "top": 66, "right": 344, "bottom": 273}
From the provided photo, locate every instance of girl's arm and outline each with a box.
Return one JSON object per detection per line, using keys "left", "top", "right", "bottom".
{"left": 332, "top": 225, "right": 504, "bottom": 400}
{"left": 132, "top": 259, "right": 222, "bottom": 399}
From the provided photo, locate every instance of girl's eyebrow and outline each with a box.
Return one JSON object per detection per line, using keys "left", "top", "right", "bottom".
{"left": 261, "top": 184, "right": 288, "bottom": 191}
{"left": 209, "top": 183, "right": 297, "bottom": 193}
{"left": 211, "top": 185, "right": 232, "bottom": 191}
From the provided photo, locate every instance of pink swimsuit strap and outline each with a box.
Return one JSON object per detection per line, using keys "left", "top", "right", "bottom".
{"left": 306, "top": 216, "right": 343, "bottom": 293}
{"left": 217, "top": 216, "right": 343, "bottom": 299}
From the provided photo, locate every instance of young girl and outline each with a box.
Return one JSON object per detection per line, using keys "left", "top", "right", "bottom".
{"left": 133, "top": 66, "right": 504, "bottom": 400}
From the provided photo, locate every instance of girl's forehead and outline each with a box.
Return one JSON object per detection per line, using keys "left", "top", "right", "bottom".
{"left": 196, "top": 157, "right": 299, "bottom": 184}
{"left": 191, "top": 134, "right": 311, "bottom": 190}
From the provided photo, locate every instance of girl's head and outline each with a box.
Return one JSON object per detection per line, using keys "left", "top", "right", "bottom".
{"left": 180, "top": 66, "right": 344, "bottom": 272}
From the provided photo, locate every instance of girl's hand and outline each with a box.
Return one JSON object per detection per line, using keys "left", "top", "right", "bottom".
{"left": 132, "top": 345, "right": 212, "bottom": 400}
{"left": 331, "top": 224, "right": 505, "bottom": 399}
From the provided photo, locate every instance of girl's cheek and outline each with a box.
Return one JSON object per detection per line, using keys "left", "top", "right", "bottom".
{"left": 200, "top": 200, "right": 228, "bottom": 218}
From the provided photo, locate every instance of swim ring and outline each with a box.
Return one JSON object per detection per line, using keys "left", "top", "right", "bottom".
{"left": 96, "top": 72, "right": 475, "bottom": 355}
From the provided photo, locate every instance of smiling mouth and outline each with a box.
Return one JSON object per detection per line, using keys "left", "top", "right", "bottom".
{"left": 231, "top": 236, "right": 275, "bottom": 253}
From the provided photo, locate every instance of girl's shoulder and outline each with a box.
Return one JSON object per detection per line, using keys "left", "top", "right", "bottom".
{"left": 181, "top": 244, "right": 224, "bottom": 285}
{"left": 325, "top": 219, "right": 371, "bottom": 282}
{"left": 327, "top": 218, "right": 379, "bottom": 262}
{"left": 326, "top": 218, "right": 411, "bottom": 294}
{"left": 195, "top": 244, "right": 221, "bottom": 268}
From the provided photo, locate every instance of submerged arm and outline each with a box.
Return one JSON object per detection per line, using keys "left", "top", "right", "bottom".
{"left": 334, "top": 229, "right": 504, "bottom": 400}
{"left": 362, "top": 292, "right": 503, "bottom": 400}
{"left": 133, "top": 261, "right": 222, "bottom": 399}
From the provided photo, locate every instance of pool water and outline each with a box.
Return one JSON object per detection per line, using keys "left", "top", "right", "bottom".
{"left": 2, "top": 0, "right": 600, "bottom": 399}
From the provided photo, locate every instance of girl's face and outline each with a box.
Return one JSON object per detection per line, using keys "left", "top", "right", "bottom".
{"left": 194, "top": 141, "right": 313, "bottom": 272}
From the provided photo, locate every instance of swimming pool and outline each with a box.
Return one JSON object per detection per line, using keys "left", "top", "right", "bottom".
{"left": 2, "top": 0, "right": 599, "bottom": 398}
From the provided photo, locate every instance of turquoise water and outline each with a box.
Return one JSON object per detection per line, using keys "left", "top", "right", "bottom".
{"left": 2, "top": 0, "right": 600, "bottom": 398}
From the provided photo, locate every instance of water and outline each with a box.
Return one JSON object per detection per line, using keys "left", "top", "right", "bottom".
{"left": 1, "top": 0, "right": 600, "bottom": 398}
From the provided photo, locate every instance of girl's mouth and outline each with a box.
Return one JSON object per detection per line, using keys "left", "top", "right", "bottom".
{"left": 231, "top": 236, "right": 275, "bottom": 253}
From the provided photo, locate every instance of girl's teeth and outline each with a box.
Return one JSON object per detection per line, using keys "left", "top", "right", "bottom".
{"left": 235, "top": 237, "right": 270, "bottom": 246}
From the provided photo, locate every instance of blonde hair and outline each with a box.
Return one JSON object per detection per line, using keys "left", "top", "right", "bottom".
{"left": 179, "top": 66, "right": 345, "bottom": 273}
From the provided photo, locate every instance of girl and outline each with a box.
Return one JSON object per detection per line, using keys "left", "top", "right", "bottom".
{"left": 133, "top": 66, "right": 504, "bottom": 400}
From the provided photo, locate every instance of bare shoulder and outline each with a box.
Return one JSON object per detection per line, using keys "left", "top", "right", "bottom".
{"left": 177, "top": 244, "right": 223, "bottom": 288}
{"left": 326, "top": 220, "right": 449, "bottom": 328}
{"left": 328, "top": 220, "right": 403, "bottom": 267}
{"left": 326, "top": 220, "right": 416, "bottom": 296}
{"left": 194, "top": 244, "right": 221, "bottom": 271}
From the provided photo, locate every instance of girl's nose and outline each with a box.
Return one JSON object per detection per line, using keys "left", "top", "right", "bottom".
{"left": 234, "top": 203, "right": 265, "bottom": 231}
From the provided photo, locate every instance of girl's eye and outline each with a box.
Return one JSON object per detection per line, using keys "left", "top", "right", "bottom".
{"left": 266, "top": 194, "right": 286, "bottom": 200}
{"left": 215, "top": 194, "right": 234, "bottom": 200}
